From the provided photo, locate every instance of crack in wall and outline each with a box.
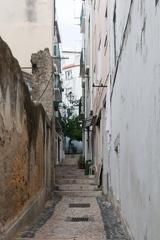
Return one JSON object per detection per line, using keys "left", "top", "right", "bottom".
{"left": 110, "top": 0, "right": 134, "bottom": 101}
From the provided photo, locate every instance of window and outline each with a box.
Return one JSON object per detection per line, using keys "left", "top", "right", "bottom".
{"left": 54, "top": 44, "right": 60, "bottom": 57}
{"left": 88, "top": 17, "right": 90, "bottom": 39}
{"left": 156, "top": 0, "right": 159, "bottom": 5}
{"left": 65, "top": 70, "right": 72, "bottom": 80}
{"left": 54, "top": 45, "right": 57, "bottom": 56}
{"left": 66, "top": 88, "right": 72, "bottom": 96}
{"left": 54, "top": 74, "right": 60, "bottom": 88}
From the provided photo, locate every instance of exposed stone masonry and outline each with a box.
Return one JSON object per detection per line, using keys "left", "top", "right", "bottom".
{"left": 31, "top": 48, "right": 54, "bottom": 120}
{"left": 0, "top": 37, "right": 53, "bottom": 240}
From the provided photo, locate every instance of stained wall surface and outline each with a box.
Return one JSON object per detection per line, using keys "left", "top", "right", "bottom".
{"left": 0, "top": 0, "right": 53, "bottom": 68}
{"left": 0, "top": 37, "right": 52, "bottom": 239}
{"left": 109, "top": 0, "right": 160, "bottom": 239}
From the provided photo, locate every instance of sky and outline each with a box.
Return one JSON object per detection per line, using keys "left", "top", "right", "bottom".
{"left": 56, "top": 0, "right": 82, "bottom": 52}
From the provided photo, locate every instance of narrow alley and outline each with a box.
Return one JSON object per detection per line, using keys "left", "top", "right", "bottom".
{"left": 15, "top": 155, "right": 129, "bottom": 240}
{"left": 1, "top": 0, "right": 160, "bottom": 239}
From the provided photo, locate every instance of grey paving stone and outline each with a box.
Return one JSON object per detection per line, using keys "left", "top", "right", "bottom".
{"left": 97, "top": 196, "right": 131, "bottom": 240}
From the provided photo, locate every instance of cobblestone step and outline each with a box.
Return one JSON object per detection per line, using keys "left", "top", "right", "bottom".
{"left": 55, "top": 173, "right": 86, "bottom": 178}
{"left": 55, "top": 165, "right": 85, "bottom": 177}
{"left": 55, "top": 183, "right": 98, "bottom": 191}
{"left": 53, "top": 190, "right": 102, "bottom": 197}
{"left": 56, "top": 170, "right": 85, "bottom": 174}
{"left": 55, "top": 169, "right": 85, "bottom": 174}
{"left": 55, "top": 164, "right": 79, "bottom": 168}
{"left": 55, "top": 178, "right": 95, "bottom": 185}
{"left": 55, "top": 161, "right": 100, "bottom": 198}
{"left": 56, "top": 174, "right": 89, "bottom": 179}
{"left": 56, "top": 166, "right": 80, "bottom": 169}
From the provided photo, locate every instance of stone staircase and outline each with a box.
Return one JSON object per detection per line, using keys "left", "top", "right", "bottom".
{"left": 54, "top": 156, "right": 102, "bottom": 197}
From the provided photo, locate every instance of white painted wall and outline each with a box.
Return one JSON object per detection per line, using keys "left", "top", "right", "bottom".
{"left": 109, "top": 0, "right": 160, "bottom": 239}
{"left": 83, "top": 0, "right": 110, "bottom": 181}
{"left": 0, "top": 0, "right": 53, "bottom": 68}
{"left": 83, "top": 0, "right": 93, "bottom": 162}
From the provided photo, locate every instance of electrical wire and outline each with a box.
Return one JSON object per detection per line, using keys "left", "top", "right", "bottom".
{"left": 38, "top": 71, "right": 54, "bottom": 101}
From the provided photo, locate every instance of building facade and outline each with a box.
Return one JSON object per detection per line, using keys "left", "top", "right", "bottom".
{"left": 53, "top": 18, "right": 64, "bottom": 164}
{"left": 62, "top": 50, "right": 82, "bottom": 117}
{"left": 82, "top": 0, "right": 160, "bottom": 239}
{"left": 108, "top": 0, "right": 160, "bottom": 239}
{"left": 0, "top": 0, "right": 54, "bottom": 68}
{"left": 61, "top": 50, "right": 83, "bottom": 154}
{"left": 0, "top": 0, "right": 65, "bottom": 164}
{"left": 80, "top": 0, "right": 110, "bottom": 189}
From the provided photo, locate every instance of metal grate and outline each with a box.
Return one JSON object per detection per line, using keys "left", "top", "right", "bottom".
{"left": 69, "top": 203, "right": 90, "bottom": 208}
{"left": 66, "top": 217, "right": 90, "bottom": 222}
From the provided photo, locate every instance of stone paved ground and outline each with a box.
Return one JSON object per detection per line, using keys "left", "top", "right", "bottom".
{"left": 97, "top": 196, "right": 131, "bottom": 240}
{"left": 15, "top": 154, "right": 130, "bottom": 240}
{"left": 15, "top": 195, "right": 130, "bottom": 240}
{"left": 15, "top": 196, "right": 61, "bottom": 239}
{"left": 16, "top": 196, "right": 106, "bottom": 240}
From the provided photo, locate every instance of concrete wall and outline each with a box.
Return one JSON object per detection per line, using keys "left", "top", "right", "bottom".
{"left": 0, "top": 37, "right": 53, "bottom": 239}
{"left": 108, "top": 0, "right": 160, "bottom": 239}
{"left": 0, "top": 0, "right": 53, "bottom": 68}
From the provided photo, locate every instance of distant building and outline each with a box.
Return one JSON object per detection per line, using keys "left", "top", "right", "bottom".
{"left": 80, "top": 0, "right": 109, "bottom": 186}
{"left": 61, "top": 50, "right": 82, "bottom": 117}
{"left": 61, "top": 50, "right": 83, "bottom": 154}
{"left": 53, "top": 15, "right": 64, "bottom": 164}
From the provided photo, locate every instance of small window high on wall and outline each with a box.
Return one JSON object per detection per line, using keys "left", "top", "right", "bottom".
{"left": 65, "top": 70, "right": 72, "bottom": 80}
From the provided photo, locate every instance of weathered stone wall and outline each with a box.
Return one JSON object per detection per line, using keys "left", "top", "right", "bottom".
{"left": 31, "top": 49, "right": 54, "bottom": 120}
{"left": 0, "top": 37, "right": 52, "bottom": 239}
{"left": 31, "top": 48, "right": 55, "bottom": 194}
